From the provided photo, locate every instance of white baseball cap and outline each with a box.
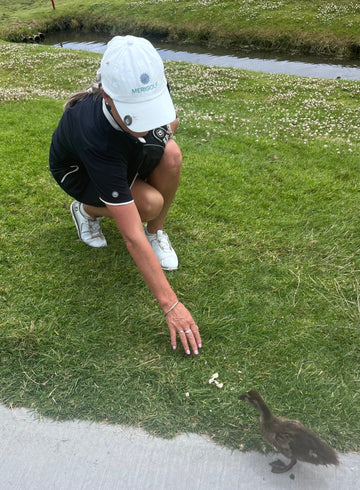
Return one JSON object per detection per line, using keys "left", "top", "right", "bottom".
{"left": 100, "top": 35, "right": 176, "bottom": 132}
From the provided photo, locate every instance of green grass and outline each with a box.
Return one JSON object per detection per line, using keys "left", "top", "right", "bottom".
{"left": 1, "top": 40, "right": 360, "bottom": 453}
{"left": 1, "top": 1, "right": 360, "bottom": 58}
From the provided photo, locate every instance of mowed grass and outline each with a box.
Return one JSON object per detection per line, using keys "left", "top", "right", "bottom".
{"left": 0, "top": 42, "right": 359, "bottom": 453}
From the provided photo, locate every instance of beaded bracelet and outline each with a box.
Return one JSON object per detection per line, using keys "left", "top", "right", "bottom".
{"left": 164, "top": 300, "right": 179, "bottom": 317}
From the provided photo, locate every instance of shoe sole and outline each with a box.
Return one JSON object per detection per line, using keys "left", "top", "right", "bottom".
{"left": 70, "top": 202, "right": 107, "bottom": 247}
{"left": 70, "top": 202, "right": 82, "bottom": 241}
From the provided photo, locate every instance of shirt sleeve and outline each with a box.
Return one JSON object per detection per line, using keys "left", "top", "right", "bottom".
{"left": 79, "top": 147, "right": 134, "bottom": 205}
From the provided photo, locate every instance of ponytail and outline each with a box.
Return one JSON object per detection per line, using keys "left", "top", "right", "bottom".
{"left": 63, "top": 82, "right": 102, "bottom": 111}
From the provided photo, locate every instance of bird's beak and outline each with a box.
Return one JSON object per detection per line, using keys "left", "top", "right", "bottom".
{"left": 238, "top": 394, "right": 247, "bottom": 401}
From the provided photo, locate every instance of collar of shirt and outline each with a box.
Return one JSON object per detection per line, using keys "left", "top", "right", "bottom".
{"left": 102, "top": 98, "right": 148, "bottom": 144}
{"left": 102, "top": 98, "right": 123, "bottom": 131}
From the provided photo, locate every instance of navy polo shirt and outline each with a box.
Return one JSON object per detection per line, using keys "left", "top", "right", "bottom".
{"left": 49, "top": 94, "right": 143, "bottom": 205}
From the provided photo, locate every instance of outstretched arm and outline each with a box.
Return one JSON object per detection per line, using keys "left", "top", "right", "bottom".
{"left": 107, "top": 201, "right": 202, "bottom": 355}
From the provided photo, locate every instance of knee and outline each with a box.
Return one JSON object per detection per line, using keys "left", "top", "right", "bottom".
{"left": 138, "top": 188, "right": 164, "bottom": 222}
{"left": 161, "top": 140, "right": 182, "bottom": 173}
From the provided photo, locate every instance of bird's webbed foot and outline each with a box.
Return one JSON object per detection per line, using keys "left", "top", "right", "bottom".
{"left": 269, "top": 458, "right": 297, "bottom": 473}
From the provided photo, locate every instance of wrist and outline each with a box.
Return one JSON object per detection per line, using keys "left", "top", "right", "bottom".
{"left": 164, "top": 300, "right": 179, "bottom": 317}
{"left": 151, "top": 278, "right": 177, "bottom": 314}
{"left": 160, "top": 296, "right": 178, "bottom": 315}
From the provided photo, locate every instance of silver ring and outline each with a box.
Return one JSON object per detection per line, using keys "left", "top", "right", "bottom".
{"left": 185, "top": 329, "right": 192, "bottom": 334}
{"left": 178, "top": 330, "right": 184, "bottom": 334}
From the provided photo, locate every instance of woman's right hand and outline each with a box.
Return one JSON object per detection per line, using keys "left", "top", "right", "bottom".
{"left": 165, "top": 302, "right": 202, "bottom": 355}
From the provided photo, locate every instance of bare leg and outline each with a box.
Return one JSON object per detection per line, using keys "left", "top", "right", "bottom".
{"left": 83, "top": 204, "right": 112, "bottom": 218}
{"left": 83, "top": 139, "right": 181, "bottom": 228}
{"left": 145, "top": 139, "right": 182, "bottom": 233}
{"left": 130, "top": 179, "right": 164, "bottom": 222}
{"left": 80, "top": 141, "right": 181, "bottom": 267}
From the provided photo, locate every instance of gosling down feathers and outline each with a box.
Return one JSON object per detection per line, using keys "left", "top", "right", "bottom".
{"left": 239, "top": 390, "right": 339, "bottom": 473}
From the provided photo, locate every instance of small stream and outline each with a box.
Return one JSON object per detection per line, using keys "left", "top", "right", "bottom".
{"left": 45, "top": 32, "right": 360, "bottom": 81}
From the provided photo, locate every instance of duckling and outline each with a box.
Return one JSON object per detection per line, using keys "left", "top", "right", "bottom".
{"left": 239, "top": 390, "right": 339, "bottom": 473}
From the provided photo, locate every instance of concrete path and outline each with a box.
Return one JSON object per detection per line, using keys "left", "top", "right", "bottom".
{"left": 0, "top": 404, "right": 358, "bottom": 489}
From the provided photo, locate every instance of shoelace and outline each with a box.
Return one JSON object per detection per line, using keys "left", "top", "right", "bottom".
{"left": 156, "top": 231, "right": 172, "bottom": 251}
{"left": 87, "top": 217, "right": 103, "bottom": 238}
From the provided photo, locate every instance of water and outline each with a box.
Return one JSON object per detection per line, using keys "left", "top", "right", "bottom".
{"left": 44, "top": 32, "right": 360, "bottom": 81}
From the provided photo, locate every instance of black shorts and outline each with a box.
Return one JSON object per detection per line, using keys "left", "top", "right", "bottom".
{"left": 50, "top": 126, "right": 170, "bottom": 207}
{"left": 50, "top": 163, "right": 104, "bottom": 207}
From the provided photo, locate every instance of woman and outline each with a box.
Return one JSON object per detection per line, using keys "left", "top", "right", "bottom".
{"left": 49, "top": 35, "right": 201, "bottom": 355}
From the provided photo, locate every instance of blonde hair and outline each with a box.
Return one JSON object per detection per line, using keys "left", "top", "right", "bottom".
{"left": 63, "top": 82, "right": 102, "bottom": 111}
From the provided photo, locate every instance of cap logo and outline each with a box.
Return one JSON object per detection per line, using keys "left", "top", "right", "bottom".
{"left": 140, "top": 73, "right": 150, "bottom": 85}
{"left": 131, "top": 82, "right": 158, "bottom": 95}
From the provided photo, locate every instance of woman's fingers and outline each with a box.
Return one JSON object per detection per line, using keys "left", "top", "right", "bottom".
{"left": 170, "top": 327, "right": 178, "bottom": 351}
{"left": 176, "top": 325, "right": 201, "bottom": 355}
{"left": 192, "top": 324, "right": 202, "bottom": 348}
{"left": 166, "top": 302, "right": 202, "bottom": 355}
{"left": 185, "top": 327, "right": 201, "bottom": 355}
{"left": 177, "top": 329, "right": 191, "bottom": 355}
